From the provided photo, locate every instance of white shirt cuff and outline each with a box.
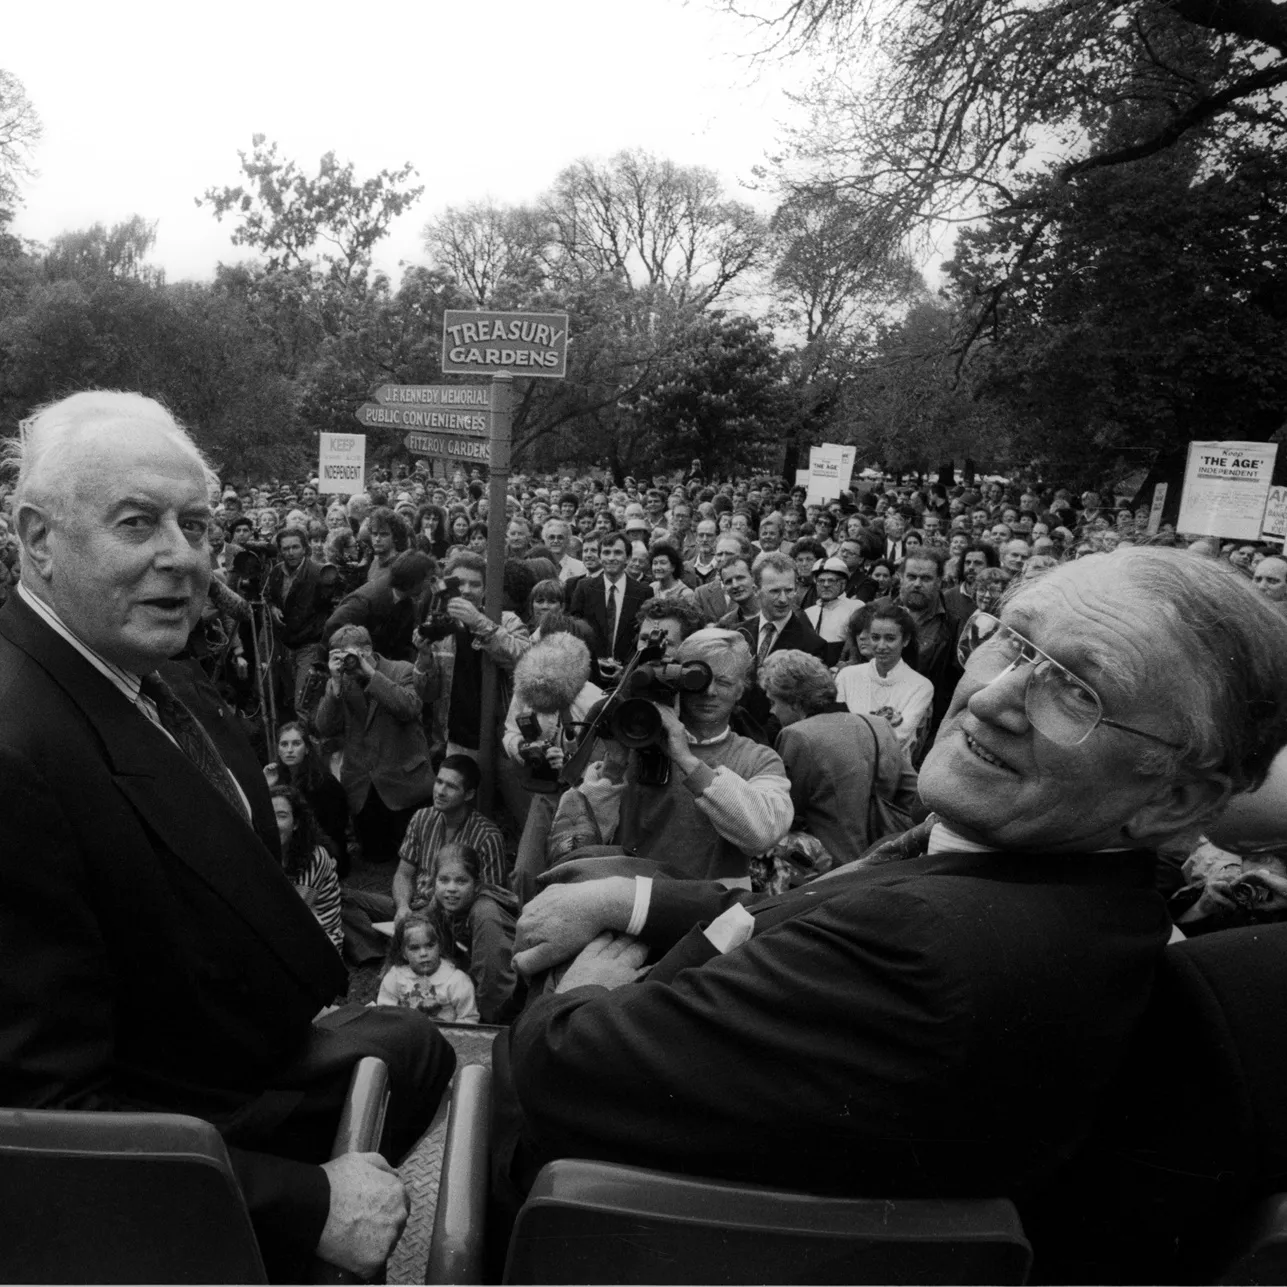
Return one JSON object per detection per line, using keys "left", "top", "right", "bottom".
{"left": 626, "top": 875, "right": 653, "bottom": 937}
{"left": 702, "top": 902, "right": 756, "bottom": 954}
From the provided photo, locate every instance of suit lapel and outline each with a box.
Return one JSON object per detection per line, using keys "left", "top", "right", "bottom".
{"left": 0, "top": 596, "right": 340, "bottom": 991}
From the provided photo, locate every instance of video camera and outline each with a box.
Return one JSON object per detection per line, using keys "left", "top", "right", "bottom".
{"left": 561, "top": 633, "right": 712, "bottom": 789}
{"left": 418, "top": 575, "right": 463, "bottom": 644}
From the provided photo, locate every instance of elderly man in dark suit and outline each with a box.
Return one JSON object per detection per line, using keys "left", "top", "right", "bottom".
{"left": 496, "top": 547, "right": 1287, "bottom": 1214}
{"left": 0, "top": 392, "right": 453, "bottom": 1281}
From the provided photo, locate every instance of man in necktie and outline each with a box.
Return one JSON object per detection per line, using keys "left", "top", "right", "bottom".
{"left": 570, "top": 531, "right": 648, "bottom": 685}
{"left": 734, "top": 552, "right": 826, "bottom": 733}
{"left": 0, "top": 391, "right": 453, "bottom": 1280}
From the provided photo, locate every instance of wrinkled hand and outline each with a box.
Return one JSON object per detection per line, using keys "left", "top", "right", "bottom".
{"left": 513, "top": 877, "right": 634, "bottom": 978}
{"left": 555, "top": 931, "right": 649, "bottom": 993}
{"left": 1238, "top": 868, "right": 1287, "bottom": 914}
{"left": 446, "top": 597, "right": 486, "bottom": 631}
{"left": 315, "top": 1152, "right": 408, "bottom": 1279}
{"left": 544, "top": 744, "right": 566, "bottom": 769}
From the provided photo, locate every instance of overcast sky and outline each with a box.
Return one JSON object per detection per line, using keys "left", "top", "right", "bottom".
{"left": 7, "top": 0, "right": 809, "bottom": 284}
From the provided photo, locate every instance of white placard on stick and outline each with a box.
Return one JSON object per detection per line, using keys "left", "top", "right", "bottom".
{"left": 1175, "top": 441, "right": 1277, "bottom": 541}
{"left": 318, "top": 432, "right": 366, "bottom": 495}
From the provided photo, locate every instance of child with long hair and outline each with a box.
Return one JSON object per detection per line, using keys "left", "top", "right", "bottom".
{"left": 421, "top": 842, "right": 517, "bottom": 1024}
{"left": 270, "top": 785, "right": 343, "bottom": 952}
{"left": 377, "top": 914, "right": 479, "bottom": 1022}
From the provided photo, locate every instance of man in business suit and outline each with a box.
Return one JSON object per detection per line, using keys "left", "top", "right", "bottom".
{"left": 495, "top": 547, "right": 1287, "bottom": 1211}
{"left": 733, "top": 552, "right": 826, "bottom": 732}
{"left": 569, "top": 530, "right": 649, "bottom": 680}
{"left": 0, "top": 392, "right": 453, "bottom": 1280}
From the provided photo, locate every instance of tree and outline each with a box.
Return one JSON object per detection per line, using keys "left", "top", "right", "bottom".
{"left": 0, "top": 69, "right": 41, "bottom": 217}
{"left": 946, "top": 133, "right": 1287, "bottom": 472}
{"left": 544, "top": 149, "right": 768, "bottom": 309}
{"left": 422, "top": 200, "right": 549, "bottom": 306}
{"left": 199, "top": 135, "right": 423, "bottom": 289}
{"left": 44, "top": 216, "right": 162, "bottom": 285}
{"left": 734, "top": 0, "right": 1287, "bottom": 359}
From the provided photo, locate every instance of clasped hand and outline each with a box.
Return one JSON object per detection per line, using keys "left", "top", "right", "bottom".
{"left": 555, "top": 931, "right": 649, "bottom": 993}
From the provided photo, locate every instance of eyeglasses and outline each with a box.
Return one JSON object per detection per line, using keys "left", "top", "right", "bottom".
{"left": 956, "top": 612, "right": 1184, "bottom": 749}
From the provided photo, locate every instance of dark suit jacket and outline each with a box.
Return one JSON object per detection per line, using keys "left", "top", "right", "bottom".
{"left": 323, "top": 578, "right": 418, "bottom": 661}
{"left": 499, "top": 848, "right": 1170, "bottom": 1203}
{"left": 569, "top": 574, "right": 650, "bottom": 666}
{"left": 735, "top": 610, "right": 827, "bottom": 729}
{"left": 265, "top": 558, "right": 334, "bottom": 649}
{"left": 691, "top": 579, "right": 729, "bottom": 623}
{"left": 0, "top": 594, "right": 348, "bottom": 1256}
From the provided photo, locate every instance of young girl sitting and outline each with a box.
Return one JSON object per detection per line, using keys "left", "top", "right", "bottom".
{"left": 270, "top": 785, "right": 343, "bottom": 953}
{"left": 422, "top": 842, "right": 517, "bottom": 1024}
{"left": 377, "top": 913, "right": 479, "bottom": 1023}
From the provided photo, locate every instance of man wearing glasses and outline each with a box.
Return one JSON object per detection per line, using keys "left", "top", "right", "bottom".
{"left": 493, "top": 548, "right": 1287, "bottom": 1210}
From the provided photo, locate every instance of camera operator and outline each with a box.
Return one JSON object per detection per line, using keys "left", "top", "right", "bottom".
{"left": 265, "top": 525, "right": 338, "bottom": 721}
{"left": 315, "top": 624, "right": 432, "bottom": 864}
{"left": 550, "top": 627, "right": 792, "bottom": 885}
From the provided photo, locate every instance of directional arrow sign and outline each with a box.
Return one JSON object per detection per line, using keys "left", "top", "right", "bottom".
{"left": 375, "top": 383, "right": 491, "bottom": 410}
{"left": 355, "top": 401, "right": 489, "bottom": 437}
{"left": 404, "top": 431, "right": 491, "bottom": 464}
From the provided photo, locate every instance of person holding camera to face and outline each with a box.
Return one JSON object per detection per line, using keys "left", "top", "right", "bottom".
{"left": 412, "top": 549, "right": 531, "bottom": 762}
{"left": 548, "top": 627, "right": 793, "bottom": 886}
{"left": 315, "top": 624, "right": 433, "bottom": 864}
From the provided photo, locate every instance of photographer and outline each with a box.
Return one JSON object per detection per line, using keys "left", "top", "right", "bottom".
{"left": 414, "top": 550, "right": 531, "bottom": 761}
{"left": 549, "top": 627, "right": 792, "bottom": 885}
{"left": 323, "top": 550, "right": 435, "bottom": 663}
{"left": 504, "top": 629, "right": 605, "bottom": 907}
{"left": 315, "top": 624, "right": 432, "bottom": 864}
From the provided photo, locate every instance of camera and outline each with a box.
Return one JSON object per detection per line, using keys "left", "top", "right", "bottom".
{"left": 418, "top": 575, "right": 463, "bottom": 644}
{"left": 607, "top": 658, "right": 713, "bottom": 749}
{"left": 516, "top": 711, "right": 561, "bottom": 793}
{"left": 341, "top": 650, "right": 364, "bottom": 674}
{"left": 1229, "top": 875, "right": 1273, "bottom": 910}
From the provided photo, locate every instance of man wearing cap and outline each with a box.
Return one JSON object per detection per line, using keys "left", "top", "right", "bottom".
{"left": 805, "top": 557, "right": 863, "bottom": 668}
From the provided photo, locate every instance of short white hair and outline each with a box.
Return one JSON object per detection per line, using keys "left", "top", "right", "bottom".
{"left": 7, "top": 391, "right": 216, "bottom": 517}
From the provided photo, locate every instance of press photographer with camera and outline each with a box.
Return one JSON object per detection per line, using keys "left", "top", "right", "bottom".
{"left": 315, "top": 624, "right": 433, "bottom": 864}
{"left": 549, "top": 627, "right": 792, "bottom": 884}
{"left": 264, "top": 526, "right": 339, "bottom": 720}
{"left": 413, "top": 550, "right": 531, "bottom": 762}
{"left": 504, "top": 629, "right": 605, "bottom": 907}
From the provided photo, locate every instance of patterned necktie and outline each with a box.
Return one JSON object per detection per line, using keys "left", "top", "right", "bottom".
{"left": 606, "top": 580, "right": 618, "bottom": 651}
{"left": 139, "top": 673, "right": 246, "bottom": 817}
{"left": 758, "top": 621, "right": 776, "bottom": 665}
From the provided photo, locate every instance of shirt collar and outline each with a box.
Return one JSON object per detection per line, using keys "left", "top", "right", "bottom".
{"left": 18, "top": 582, "right": 143, "bottom": 704}
{"left": 686, "top": 725, "right": 731, "bottom": 747}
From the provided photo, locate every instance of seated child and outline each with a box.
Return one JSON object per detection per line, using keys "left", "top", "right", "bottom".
{"left": 377, "top": 914, "right": 479, "bottom": 1023}
{"left": 422, "top": 842, "right": 518, "bottom": 1025}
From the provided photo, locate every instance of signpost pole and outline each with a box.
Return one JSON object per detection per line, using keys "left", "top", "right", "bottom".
{"left": 477, "top": 373, "right": 512, "bottom": 815}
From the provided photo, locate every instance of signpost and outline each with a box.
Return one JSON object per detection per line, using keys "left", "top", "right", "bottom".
{"left": 441, "top": 310, "right": 569, "bottom": 378}
{"left": 402, "top": 431, "right": 491, "bottom": 464}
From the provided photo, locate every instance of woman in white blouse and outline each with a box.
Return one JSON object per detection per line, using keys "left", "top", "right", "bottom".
{"left": 834, "top": 603, "right": 934, "bottom": 753}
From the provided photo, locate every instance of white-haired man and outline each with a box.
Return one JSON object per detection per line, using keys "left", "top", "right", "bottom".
{"left": 549, "top": 627, "right": 793, "bottom": 884}
{"left": 542, "top": 518, "right": 586, "bottom": 583}
{"left": 495, "top": 548, "right": 1287, "bottom": 1218}
{"left": 0, "top": 392, "right": 453, "bottom": 1280}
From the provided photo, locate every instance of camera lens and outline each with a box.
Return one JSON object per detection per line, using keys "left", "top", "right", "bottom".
{"left": 611, "top": 698, "right": 663, "bottom": 748}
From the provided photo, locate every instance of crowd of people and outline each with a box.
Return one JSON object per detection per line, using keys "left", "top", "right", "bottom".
{"left": 2, "top": 392, "right": 1286, "bottom": 1281}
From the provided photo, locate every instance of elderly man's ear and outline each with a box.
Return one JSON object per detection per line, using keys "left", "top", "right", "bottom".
{"left": 15, "top": 505, "right": 54, "bottom": 580}
{"left": 1124, "top": 773, "right": 1233, "bottom": 848}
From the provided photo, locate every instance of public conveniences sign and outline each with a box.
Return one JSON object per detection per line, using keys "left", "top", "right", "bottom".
{"left": 441, "top": 310, "right": 569, "bottom": 378}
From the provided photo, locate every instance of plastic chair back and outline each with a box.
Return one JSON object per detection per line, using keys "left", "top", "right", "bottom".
{"left": 0, "top": 1107, "right": 266, "bottom": 1284}
{"left": 502, "top": 1159, "right": 1032, "bottom": 1284}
